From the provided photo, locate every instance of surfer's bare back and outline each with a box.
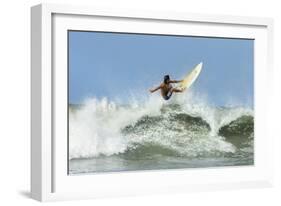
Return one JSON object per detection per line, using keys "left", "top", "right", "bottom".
{"left": 149, "top": 75, "right": 183, "bottom": 100}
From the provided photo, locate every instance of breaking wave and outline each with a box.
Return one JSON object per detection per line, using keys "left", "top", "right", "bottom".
{"left": 69, "top": 92, "right": 253, "bottom": 160}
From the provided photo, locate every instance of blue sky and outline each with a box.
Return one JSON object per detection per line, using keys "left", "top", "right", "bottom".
{"left": 69, "top": 31, "right": 253, "bottom": 107}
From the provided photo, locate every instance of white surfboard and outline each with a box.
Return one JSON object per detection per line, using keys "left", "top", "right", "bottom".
{"left": 178, "top": 62, "right": 203, "bottom": 90}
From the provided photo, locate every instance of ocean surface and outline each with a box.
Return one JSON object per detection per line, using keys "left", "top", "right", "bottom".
{"left": 69, "top": 93, "right": 254, "bottom": 174}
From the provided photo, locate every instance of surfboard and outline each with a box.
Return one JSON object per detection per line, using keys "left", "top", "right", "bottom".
{"left": 178, "top": 62, "right": 203, "bottom": 90}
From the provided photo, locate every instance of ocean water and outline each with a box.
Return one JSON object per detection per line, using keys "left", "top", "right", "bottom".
{"left": 69, "top": 93, "right": 254, "bottom": 174}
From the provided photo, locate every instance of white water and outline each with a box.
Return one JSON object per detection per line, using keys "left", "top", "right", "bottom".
{"left": 69, "top": 92, "right": 253, "bottom": 159}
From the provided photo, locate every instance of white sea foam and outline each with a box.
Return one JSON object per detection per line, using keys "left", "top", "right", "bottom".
{"left": 69, "top": 92, "right": 253, "bottom": 159}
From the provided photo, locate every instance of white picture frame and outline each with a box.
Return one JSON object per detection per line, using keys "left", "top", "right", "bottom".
{"left": 31, "top": 3, "right": 274, "bottom": 202}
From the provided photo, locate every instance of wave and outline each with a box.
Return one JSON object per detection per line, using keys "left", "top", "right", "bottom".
{"left": 69, "top": 92, "right": 254, "bottom": 160}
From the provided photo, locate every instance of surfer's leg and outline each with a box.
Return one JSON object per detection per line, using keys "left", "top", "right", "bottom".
{"left": 163, "top": 88, "right": 183, "bottom": 100}
{"left": 163, "top": 88, "right": 173, "bottom": 100}
{"left": 172, "top": 88, "right": 184, "bottom": 93}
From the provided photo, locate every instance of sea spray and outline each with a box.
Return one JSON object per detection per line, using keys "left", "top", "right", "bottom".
{"left": 69, "top": 96, "right": 164, "bottom": 159}
{"left": 69, "top": 92, "right": 253, "bottom": 160}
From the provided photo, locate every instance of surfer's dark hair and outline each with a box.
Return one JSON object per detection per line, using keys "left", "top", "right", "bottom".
{"left": 164, "top": 75, "right": 170, "bottom": 84}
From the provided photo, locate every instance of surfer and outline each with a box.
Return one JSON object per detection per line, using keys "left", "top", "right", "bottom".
{"left": 149, "top": 75, "right": 183, "bottom": 100}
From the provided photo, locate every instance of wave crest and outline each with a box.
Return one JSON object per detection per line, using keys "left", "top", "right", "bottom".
{"left": 69, "top": 93, "right": 253, "bottom": 159}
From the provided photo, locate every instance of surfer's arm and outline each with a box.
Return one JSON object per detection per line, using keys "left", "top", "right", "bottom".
{"left": 169, "top": 80, "right": 183, "bottom": 83}
{"left": 149, "top": 85, "right": 161, "bottom": 93}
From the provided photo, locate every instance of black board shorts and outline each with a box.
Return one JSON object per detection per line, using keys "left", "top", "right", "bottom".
{"left": 163, "top": 90, "right": 173, "bottom": 100}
